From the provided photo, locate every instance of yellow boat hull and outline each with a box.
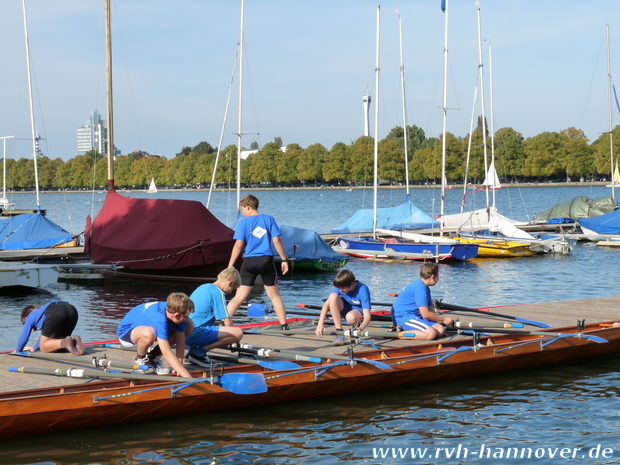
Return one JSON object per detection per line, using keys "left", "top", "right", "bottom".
{"left": 455, "top": 237, "right": 536, "bottom": 257}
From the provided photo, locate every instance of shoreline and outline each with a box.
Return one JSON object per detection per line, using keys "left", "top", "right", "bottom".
{"left": 8, "top": 181, "right": 611, "bottom": 194}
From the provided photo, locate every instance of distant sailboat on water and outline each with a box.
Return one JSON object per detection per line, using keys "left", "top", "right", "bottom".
{"left": 606, "top": 162, "right": 620, "bottom": 187}
{"left": 147, "top": 178, "right": 157, "bottom": 193}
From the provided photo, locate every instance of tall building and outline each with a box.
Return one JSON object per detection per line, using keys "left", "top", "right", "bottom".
{"left": 77, "top": 110, "right": 107, "bottom": 154}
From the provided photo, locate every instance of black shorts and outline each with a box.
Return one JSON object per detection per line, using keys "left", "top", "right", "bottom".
{"left": 240, "top": 256, "right": 278, "bottom": 287}
{"left": 40, "top": 302, "right": 79, "bottom": 339}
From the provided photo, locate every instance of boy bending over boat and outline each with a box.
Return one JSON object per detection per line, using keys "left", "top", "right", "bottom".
{"left": 392, "top": 263, "right": 453, "bottom": 340}
{"left": 116, "top": 292, "right": 194, "bottom": 377}
{"left": 15, "top": 300, "right": 85, "bottom": 355}
{"left": 186, "top": 267, "right": 244, "bottom": 367}
{"left": 227, "top": 194, "right": 290, "bottom": 329}
{"left": 315, "top": 269, "right": 372, "bottom": 346}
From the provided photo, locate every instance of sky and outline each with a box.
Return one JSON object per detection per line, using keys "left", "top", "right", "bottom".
{"left": 0, "top": 0, "right": 619, "bottom": 162}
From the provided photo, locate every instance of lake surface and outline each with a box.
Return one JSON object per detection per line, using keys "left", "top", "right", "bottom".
{"left": 1, "top": 185, "right": 620, "bottom": 464}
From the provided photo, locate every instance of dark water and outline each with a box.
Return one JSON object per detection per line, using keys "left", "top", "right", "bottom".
{"left": 1, "top": 186, "right": 619, "bottom": 464}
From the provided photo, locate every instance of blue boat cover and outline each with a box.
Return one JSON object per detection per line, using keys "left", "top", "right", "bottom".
{"left": 331, "top": 197, "right": 439, "bottom": 234}
{"left": 579, "top": 209, "right": 620, "bottom": 235}
{"left": 273, "top": 225, "right": 347, "bottom": 264}
{"left": 0, "top": 212, "right": 74, "bottom": 250}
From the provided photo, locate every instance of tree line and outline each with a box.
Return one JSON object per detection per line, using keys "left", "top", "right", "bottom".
{"left": 4, "top": 123, "right": 620, "bottom": 190}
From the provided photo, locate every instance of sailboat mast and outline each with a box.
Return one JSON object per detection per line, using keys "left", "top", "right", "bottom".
{"left": 21, "top": 0, "right": 41, "bottom": 210}
{"left": 236, "top": 0, "right": 245, "bottom": 208}
{"left": 372, "top": 5, "right": 380, "bottom": 239}
{"left": 489, "top": 42, "right": 497, "bottom": 207}
{"left": 105, "top": 0, "right": 115, "bottom": 190}
{"left": 439, "top": 0, "right": 449, "bottom": 237}
{"left": 476, "top": 8, "right": 490, "bottom": 213}
{"left": 607, "top": 24, "right": 615, "bottom": 200}
{"left": 398, "top": 14, "right": 410, "bottom": 197}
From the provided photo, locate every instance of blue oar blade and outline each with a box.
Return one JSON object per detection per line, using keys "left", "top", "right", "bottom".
{"left": 514, "top": 317, "right": 552, "bottom": 328}
{"left": 582, "top": 334, "right": 608, "bottom": 344}
{"left": 356, "top": 359, "right": 393, "bottom": 370}
{"left": 257, "top": 360, "right": 301, "bottom": 370}
{"left": 219, "top": 373, "right": 267, "bottom": 394}
{"left": 247, "top": 303, "right": 271, "bottom": 317}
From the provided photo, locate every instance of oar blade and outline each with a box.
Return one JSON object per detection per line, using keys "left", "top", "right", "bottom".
{"left": 256, "top": 360, "right": 301, "bottom": 370}
{"left": 356, "top": 359, "right": 393, "bottom": 370}
{"left": 514, "top": 317, "right": 552, "bottom": 328}
{"left": 582, "top": 334, "right": 608, "bottom": 344}
{"left": 247, "top": 303, "right": 271, "bottom": 317}
{"left": 219, "top": 373, "right": 267, "bottom": 394}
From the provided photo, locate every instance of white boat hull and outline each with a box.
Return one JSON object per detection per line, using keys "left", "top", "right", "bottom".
{"left": 0, "top": 262, "right": 58, "bottom": 289}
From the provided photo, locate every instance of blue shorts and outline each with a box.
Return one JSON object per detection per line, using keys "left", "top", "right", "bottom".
{"left": 339, "top": 300, "right": 362, "bottom": 319}
{"left": 400, "top": 317, "right": 437, "bottom": 331}
{"left": 186, "top": 326, "right": 220, "bottom": 348}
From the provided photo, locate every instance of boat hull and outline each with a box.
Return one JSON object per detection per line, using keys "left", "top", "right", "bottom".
{"left": 336, "top": 237, "right": 478, "bottom": 261}
{"left": 0, "top": 262, "right": 58, "bottom": 289}
{"left": 1, "top": 322, "right": 619, "bottom": 439}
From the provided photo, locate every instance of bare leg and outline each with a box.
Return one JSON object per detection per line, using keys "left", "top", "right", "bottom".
{"left": 227, "top": 285, "right": 253, "bottom": 318}
{"left": 38, "top": 335, "right": 67, "bottom": 353}
{"left": 129, "top": 326, "right": 157, "bottom": 356}
{"left": 264, "top": 285, "right": 287, "bottom": 324}
{"left": 344, "top": 309, "right": 364, "bottom": 326}
{"left": 326, "top": 294, "right": 345, "bottom": 329}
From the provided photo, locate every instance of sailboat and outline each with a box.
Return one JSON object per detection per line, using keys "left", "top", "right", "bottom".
{"left": 606, "top": 162, "right": 620, "bottom": 187}
{"left": 335, "top": 5, "right": 478, "bottom": 262}
{"left": 0, "top": 1, "right": 76, "bottom": 255}
{"left": 84, "top": 0, "right": 235, "bottom": 282}
{"left": 147, "top": 178, "right": 157, "bottom": 193}
{"left": 578, "top": 25, "right": 620, "bottom": 242}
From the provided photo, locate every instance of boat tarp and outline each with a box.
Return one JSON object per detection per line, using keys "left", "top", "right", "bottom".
{"left": 534, "top": 196, "right": 618, "bottom": 222}
{"left": 273, "top": 225, "right": 347, "bottom": 264}
{"left": 0, "top": 212, "right": 75, "bottom": 250}
{"left": 578, "top": 208, "right": 620, "bottom": 235}
{"left": 84, "top": 190, "right": 235, "bottom": 269}
{"left": 331, "top": 199, "right": 439, "bottom": 234}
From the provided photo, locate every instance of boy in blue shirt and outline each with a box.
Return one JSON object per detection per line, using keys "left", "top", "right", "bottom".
{"left": 392, "top": 262, "right": 454, "bottom": 340}
{"left": 315, "top": 269, "right": 372, "bottom": 345}
{"left": 227, "top": 195, "right": 289, "bottom": 328}
{"left": 15, "top": 300, "right": 84, "bottom": 355}
{"left": 116, "top": 292, "right": 194, "bottom": 377}
{"left": 186, "top": 267, "right": 244, "bottom": 367}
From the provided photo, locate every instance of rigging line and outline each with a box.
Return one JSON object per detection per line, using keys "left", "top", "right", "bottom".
{"left": 108, "top": 242, "right": 204, "bottom": 266}
{"left": 112, "top": 2, "right": 143, "bottom": 152}
{"left": 578, "top": 29, "right": 606, "bottom": 132}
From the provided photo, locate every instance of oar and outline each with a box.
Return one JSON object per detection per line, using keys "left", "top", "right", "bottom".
{"left": 11, "top": 351, "right": 149, "bottom": 371}
{"left": 231, "top": 344, "right": 392, "bottom": 370}
{"left": 454, "top": 322, "right": 524, "bottom": 329}
{"left": 433, "top": 300, "right": 552, "bottom": 328}
{"left": 230, "top": 344, "right": 322, "bottom": 363}
{"left": 295, "top": 304, "right": 393, "bottom": 322}
{"left": 271, "top": 328, "right": 416, "bottom": 339}
{"left": 9, "top": 366, "right": 267, "bottom": 395}
{"left": 247, "top": 303, "right": 324, "bottom": 319}
{"left": 209, "top": 353, "right": 301, "bottom": 370}
{"left": 450, "top": 327, "right": 608, "bottom": 343}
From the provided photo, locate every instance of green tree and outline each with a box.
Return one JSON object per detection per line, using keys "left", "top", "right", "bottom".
{"left": 298, "top": 143, "right": 326, "bottom": 185}
{"left": 523, "top": 131, "right": 566, "bottom": 178}
{"left": 493, "top": 127, "right": 525, "bottom": 179}
{"left": 348, "top": 136, "right": 374, "bottom": 183}
{"left": 322, "top": 142, "right": 350, "bottom": 182}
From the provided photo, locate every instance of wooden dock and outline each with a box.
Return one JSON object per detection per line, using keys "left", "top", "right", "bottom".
{"left": 1, "top": 296, "right": 619, "bottom": 395}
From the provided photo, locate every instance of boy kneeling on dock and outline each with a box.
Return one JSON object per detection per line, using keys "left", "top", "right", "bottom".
{"left": 392, "top": 262, "right": 454, "bottom": 340}
{"left": 116, "top": 292, "right": 194, "bottom": 377}
{"left": 186, "top": 267, "right": 244, "bottom": 367}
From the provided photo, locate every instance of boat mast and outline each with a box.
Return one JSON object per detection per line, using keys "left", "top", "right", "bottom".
{"left": 607, "top": 24, "right": 615, "bottom": 200}
{"left": 398, "top": 14, "right": 410, "bottom": 198}
{"left": 489, "top": 41, "right": 497, "bottom": 208}
{"left": 236, "top": 0, "right": 245, "bottom": 208}
{"left": 105, "top": 0, "right": 115, "bottom": 190}
{"left": 476, "top": 8, "right": 490, "bottom": 215}
{"left": 372, "top": 5, "right": 380, "bottom": 239}
{"left": 21, "top": 0, "right": 41, "bottom": 210}
{"left": 439, "top": 0, "right": 449, "bottom": 237}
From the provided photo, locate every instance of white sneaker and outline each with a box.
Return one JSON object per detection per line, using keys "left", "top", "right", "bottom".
{"left": 150, "top": 355, "right": 172, "bottom": 375}
{"left": 133, "top": 355, "right": 151, "bottom": 373}
{"left": 333, "top": 334, "right": 345, "bottom": 346}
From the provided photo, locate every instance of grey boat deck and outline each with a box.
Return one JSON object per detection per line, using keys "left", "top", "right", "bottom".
{"left": 1, "top": 296, "right": 619, "bottom": 395}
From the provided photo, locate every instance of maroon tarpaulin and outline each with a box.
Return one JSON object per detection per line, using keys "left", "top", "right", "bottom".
{"left": 85, "top": 190, "right": 235, "bottom": 270}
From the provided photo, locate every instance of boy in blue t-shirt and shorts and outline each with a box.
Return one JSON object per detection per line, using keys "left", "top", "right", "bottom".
{"left": 315, "top": 269, "right": 372, "bottom": 346}
{"left": 186, "top": 267, "right": 244, "bottom": 367}
{"left": 227, "top": 195, "right": 289, "bottom": 329}
{"left": 392, "top": 262, "right": 454, "bottom": 340}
